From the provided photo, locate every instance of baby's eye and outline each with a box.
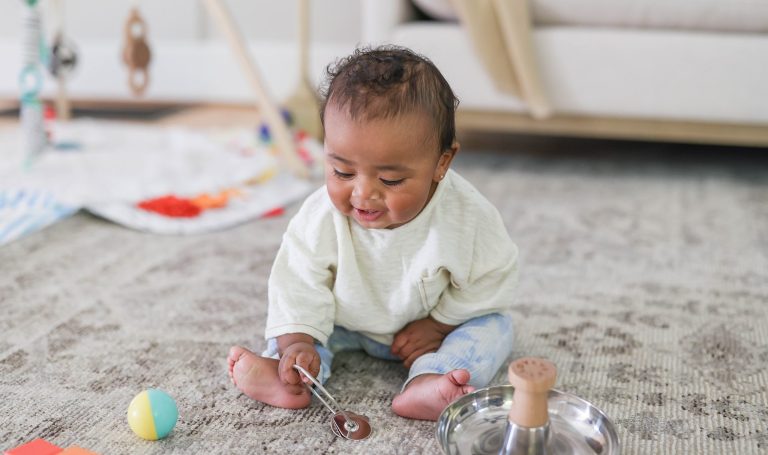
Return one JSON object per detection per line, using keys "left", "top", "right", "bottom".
{"left": 380, "top": 178, "right": 404, "bottom": 186}
{"left": 333, "top": 169, "right": 354, "bottom": 179}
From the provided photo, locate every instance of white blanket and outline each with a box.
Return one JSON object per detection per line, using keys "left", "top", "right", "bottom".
{"left": 0, "top": 120, "right": 318, "bottom": 244}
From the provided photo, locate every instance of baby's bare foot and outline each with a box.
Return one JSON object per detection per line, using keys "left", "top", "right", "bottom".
{"left": 391, "top": 369, "right": 475, "bottom": 420}
{"left": 227, "top": 345, "right": 311, "bottom": 409}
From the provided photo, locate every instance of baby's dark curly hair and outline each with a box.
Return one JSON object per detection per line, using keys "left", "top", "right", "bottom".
{"left": 320, "top": 46, "right": 459, "bottom": 153}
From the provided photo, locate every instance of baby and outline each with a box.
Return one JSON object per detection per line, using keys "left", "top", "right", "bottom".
{"left": 228, "top": 46, "right": 518, "bottom": 421}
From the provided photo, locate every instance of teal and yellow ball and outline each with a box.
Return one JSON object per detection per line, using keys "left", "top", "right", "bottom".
{"left": 127, "top": 389, "right": 179, "bottom": 440}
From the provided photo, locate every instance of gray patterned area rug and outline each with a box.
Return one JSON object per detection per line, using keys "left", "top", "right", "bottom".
{"left": 2, "top": 140, "right": 767, "bottom": 454}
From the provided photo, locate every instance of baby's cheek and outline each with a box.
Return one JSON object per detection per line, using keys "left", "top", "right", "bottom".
{"left": 392, "top": 194, "right": 426, "bottom": 221}
{"left": 326, "top": 185, "right": 350, "bottom": 212}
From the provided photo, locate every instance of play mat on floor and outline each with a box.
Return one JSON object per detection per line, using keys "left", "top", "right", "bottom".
{"left": 0, "top": 120, "right": 319, "bottom": 245}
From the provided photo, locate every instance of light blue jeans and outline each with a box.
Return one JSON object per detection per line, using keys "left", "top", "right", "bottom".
{"left": 263, "top": 312, "right": 514, "bottom": 390}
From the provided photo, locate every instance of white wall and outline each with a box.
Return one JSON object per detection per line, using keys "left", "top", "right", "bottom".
{"left": 0, "top": 0, "right": 364, "bottom": 104}
{"left": 0, "top": 0, "right": 362, "bottom": 43}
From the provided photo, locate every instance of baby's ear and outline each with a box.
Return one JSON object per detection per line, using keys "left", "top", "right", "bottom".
{"left": 450, "top": 140, "right": 460, "bottom": 156}
{"left": 443, "top": 141, "right": 459, "bottom": 163}
{"left": 435, "top": 144, "right": 458, "bottom": 181}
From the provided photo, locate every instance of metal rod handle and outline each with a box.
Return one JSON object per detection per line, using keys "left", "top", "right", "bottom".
{"left": 292, "top": 364, "right": 358, "bottom": 432}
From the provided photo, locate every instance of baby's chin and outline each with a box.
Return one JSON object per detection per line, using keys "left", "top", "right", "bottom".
{"left": 347, "top": 211, "right": 393, "bottom": 229}
{"left": 351, "top": 217, "right": 394, "bottom": 230}
{"left": 352, "top": 215, "right": 415, "bottom": 230}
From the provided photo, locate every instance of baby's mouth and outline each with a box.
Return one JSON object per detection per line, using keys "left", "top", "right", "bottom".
{"left": 354, "top": 207, "right": 383, "bottom": 221}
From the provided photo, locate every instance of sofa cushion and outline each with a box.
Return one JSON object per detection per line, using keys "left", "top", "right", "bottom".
{"left": 411, "top": 0, "right": 768, "bottom": 33}
{"left": 532, "top": 0, "right": 768, "bottom": 33}
{"left": 393, "top": 22, "right": 768, "bottom": 123}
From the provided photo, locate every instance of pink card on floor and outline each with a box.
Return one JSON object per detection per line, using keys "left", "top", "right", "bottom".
{"left": 4, "top": 438, "right": 62, "bottom": 455}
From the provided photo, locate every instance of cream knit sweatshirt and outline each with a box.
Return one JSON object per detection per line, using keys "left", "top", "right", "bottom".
{"left": 265, "top": 169, "right": 518, "bottom": 346}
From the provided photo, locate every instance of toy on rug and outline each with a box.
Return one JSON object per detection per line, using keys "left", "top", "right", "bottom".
{"left": 190, "top": 188, "right": 241, "bottom": 210}
{"left": 137, "top": 195, "right": 203, "bottom": 218}
{"left": 136, "top": 188, "right": 242, "bottom": 218}
{"left": 4, "top": 438, "right": 61, "bottom": 455}
{"left": 127, "top": 389, "right": 179, "bottom": 441}
{"left": 293, "top": 365, "right": 372, "bottom": 440}
{"left": 3, "top": 438, "right": 99, "bottom": 455}
{"left": 436, "top": 357, "right": 619, "bottom": 455}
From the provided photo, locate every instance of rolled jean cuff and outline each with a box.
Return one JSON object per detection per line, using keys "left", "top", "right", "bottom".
{"left": 402, "top": 352, "right": 470, "bottom": 392}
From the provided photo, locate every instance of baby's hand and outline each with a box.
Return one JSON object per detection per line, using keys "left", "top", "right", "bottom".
{"left": 278, "top": 341, "right": 321, "bottom": 386}
{"left": 391, "top": 316, "right": 457, "bottom": 368}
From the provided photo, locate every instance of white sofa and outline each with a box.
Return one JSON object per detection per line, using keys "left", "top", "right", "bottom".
{"left": 360, "top": 0, "right": 768, "bottom": 146}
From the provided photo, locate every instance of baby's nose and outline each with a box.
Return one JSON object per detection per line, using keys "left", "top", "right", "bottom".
{"left": 352, "top": 178, "right": 380, "bottom": 200}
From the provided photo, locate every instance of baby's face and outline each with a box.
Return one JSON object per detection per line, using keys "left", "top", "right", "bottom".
{"left": 323, "top": 105, "right": 453, "bottom": 229}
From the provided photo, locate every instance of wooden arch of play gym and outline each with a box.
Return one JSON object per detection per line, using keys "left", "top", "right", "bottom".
{"left": 203, "top": 0, "right": 314, "bottom": 178}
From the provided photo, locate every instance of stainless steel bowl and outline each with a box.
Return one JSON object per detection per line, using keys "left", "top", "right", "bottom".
{"left": 436, "top": 385, "right": 620, "bottom": 455}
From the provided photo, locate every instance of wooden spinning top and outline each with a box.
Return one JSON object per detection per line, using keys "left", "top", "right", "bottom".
{"left": 507, "top": 357, "right": 557, "bottom": 428}
{"left": 122, "top": 8, "right": 152, "bottom": 96}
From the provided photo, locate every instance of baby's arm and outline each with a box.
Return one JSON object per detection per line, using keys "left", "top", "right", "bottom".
{"left": 391, "top": 316, "right": 457, "bottom": 368}
{"left": 277, "top": 333, "right": 321, "bottom": 385}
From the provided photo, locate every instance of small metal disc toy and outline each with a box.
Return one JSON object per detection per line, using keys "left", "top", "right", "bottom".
{"left": 436, "top": 357, "right": 620, "bottom": 455}
{"left": 293, "top": 364, "right": 372, "bottom": 441}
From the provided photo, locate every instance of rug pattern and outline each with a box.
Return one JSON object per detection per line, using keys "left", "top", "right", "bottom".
{"left": 2, "top": 147, "right": 767, "bottom": 454}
